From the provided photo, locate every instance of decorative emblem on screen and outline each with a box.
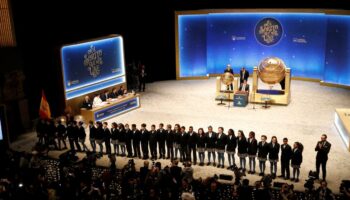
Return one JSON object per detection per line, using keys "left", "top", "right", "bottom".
{"left": 83, "top": 45, "right": 103, "bottom": 78}
{"left": 255, "top": 18, "right": 283, "bottom": 46}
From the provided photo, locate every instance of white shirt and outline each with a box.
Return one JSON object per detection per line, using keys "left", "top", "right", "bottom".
{"left": 241, "top": 83, "right": 247, "bottom": 91}
{"left": 93, "top": 96, "right": 102, "bottom": 107}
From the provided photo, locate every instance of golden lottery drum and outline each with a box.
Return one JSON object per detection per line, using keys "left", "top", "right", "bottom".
{"left": 258, "top": 57, "right": 286, "bottom": 85}
{"left": 221, "top": 72, "right": 234, "bottom": 85}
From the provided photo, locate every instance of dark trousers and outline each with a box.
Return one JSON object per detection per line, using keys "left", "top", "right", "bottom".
{"left": 105, "top": 139, "right": 111, "bottom": 154}
{"left": 141, "top": 143, "right": 149, "bottom": 158}
{"left": 150, "top": 142, "right": 157, "bottom": 159}
{"left": 139, "top": 78, "right": 146, "bottom": 91}
{"left": 188, "top": 146, "right": 197, "bottom": 163}
{"left": 158, "top": 142, "right": 166, "bottom": 158}
{"left": 167, "top": 145, "right": 174, "bottom": 160}
{"left": 133, "top": 141, "right": 141, "bottom": 158}
{"left": 68, "top": 138, "right": 75, "bottom": 152}
{"left": 57, "top": 136, "right": 67, "bottom": 149}
{"left": 90, "top": 139, "right": 96, "bottom": 152}
{"left": 73, "top": 138, "right": 81, "bottom": 151}
{"left": 281, "top": 160, "right": 290, "bottom": 178}
{"left": 126, "top": 142, "right": 133, "bottom": 156}
{"left": 180, "top": 146, "right": 188, "bottom": 162}
{"left": 316, "top": 159, "right": 327, "bottom": 180}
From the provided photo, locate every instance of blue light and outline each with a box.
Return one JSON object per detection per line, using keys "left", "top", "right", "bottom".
{"left": 178, "top": 12, "right": 350, "bottom": 86}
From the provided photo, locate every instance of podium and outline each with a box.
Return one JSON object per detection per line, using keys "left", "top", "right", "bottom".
{"left": 233, "top": 92, "right": 248, "bottom": 107}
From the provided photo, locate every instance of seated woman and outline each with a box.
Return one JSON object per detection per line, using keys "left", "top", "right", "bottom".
{"left": 117, "top": 85, "right": 125, "bottom": 96}
{"left": 92, "top": 93, "right": 103, "bottom": 108}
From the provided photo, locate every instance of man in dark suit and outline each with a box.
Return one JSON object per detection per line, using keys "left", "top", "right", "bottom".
{"left": 132, "top": 124, "right": 141, "bottom": 158}
{"left": 100, "top": 90, "right": 110, "bottom": 102}
{"left": 118, "top": 85, "right": 125, "bottom": 96}
{"left": 166, "top": 124, "right": 175, "bottom": 160}
{"left": 279, "top": 138, "right": 292, "bottom": 180}
{"left": 179, "top": 126, "right": 189, "bottom": 162}
{"left": 103, "top": 122, "right": 112, "bottom": 155}
{"left": 139, "top": 65, "right": 147, "bottom": 92}
{"left": 156, "top": 123, "right": 166, "bottom": 159}
{"left": 109, "top": 88, "right": 117, "bottom": 99}
{"left": 125, "top": 124, "right": 133, "bottom": 157}
{"left": 149, "top": 125, "right": 158, "bottom": 160}
{"left": 315, "top": 134, "right": 331, "bottom": 181}
{"left": 239, "top": 67, "right": 249, "bottom": 85}
{"left": 187, "top": 126, "right": 198, "bottom": 164}
{"left": 140, "top": 123, "right": 149, "bottom": 159}
{"left": 206, "top": 126, "right": 217, "bottom": 166}
{"left": 224, "top": 64, "right": 234, "bottom": 90}
{"left": 82, "top": 96, "right": 92, "bottom": 109}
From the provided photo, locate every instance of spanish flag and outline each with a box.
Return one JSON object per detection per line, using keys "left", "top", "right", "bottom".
{"left": 39, "top": 90, "right": 51, "bottom": 119}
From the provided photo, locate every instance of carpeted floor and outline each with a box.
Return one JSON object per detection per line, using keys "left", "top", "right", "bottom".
{"left": 11, "top": 78, "right": 350, "bottom": 192}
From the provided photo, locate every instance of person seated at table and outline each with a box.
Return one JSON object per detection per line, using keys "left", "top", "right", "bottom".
{"left": 239, "top": 80, "right": 249, "bottom": 93}
{"left": 93, "top": 93, "right": 103, "bottom": 107}
{"left": 100, "top": 90, "right": 110, "bottom": 102}
{"left": 109, "top": 88, "right": 118, "bottom": 99}
{"left": 123, "top": 89, "right": 128, "bottom": 95}
{"left": 118, "top": 85, "right": 126, "bottom": 96}
{"left": 81, "top": 95, "right": 92, "bottom": 109}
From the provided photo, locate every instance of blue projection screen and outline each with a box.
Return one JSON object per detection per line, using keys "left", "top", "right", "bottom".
{"left": 61, "top": 35, "right": 126, "bottom": 100}
{"left": 176, "top": 11, "right": 350, "bottom": 86}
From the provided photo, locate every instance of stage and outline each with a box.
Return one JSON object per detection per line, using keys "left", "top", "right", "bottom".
{"left": 11, "top": 78, "right": 350, "bottom": 192}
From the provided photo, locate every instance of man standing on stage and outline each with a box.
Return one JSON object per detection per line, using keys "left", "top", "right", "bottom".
{"left": 140, "top": 123, "right": 150, "bottom": 160}
{"left": 279, "top": 138, "right": 292, "bottom": 180}
{"left": 157, "top": 123, "right": 166, "bottom": 159}
{"left": 315, "top": 134, "right": 331, "bottom": 181}
{"left": 239, "top": 67, "right": 249, "bottom": 85}
{"left": 139, "top": 64, "right": 147, "bottom": 92}
{"left": 187, "top": 126, "right": 198, "bottom": 164}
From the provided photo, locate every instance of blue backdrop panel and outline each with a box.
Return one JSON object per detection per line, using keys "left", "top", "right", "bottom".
{"left": 61, "top": 36, "right": 125, "bottom": 99}
{"left": 178, "top": 15, "right": 207, "bottom": 77}
{"left": 207, "top": 13, "right": 326, "bottom": 79}
{"left": 177, "top": 12, "right": 350, "bottom": 86}
{"left": 324, "top": 15, "right": 350, "bottom": 86}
